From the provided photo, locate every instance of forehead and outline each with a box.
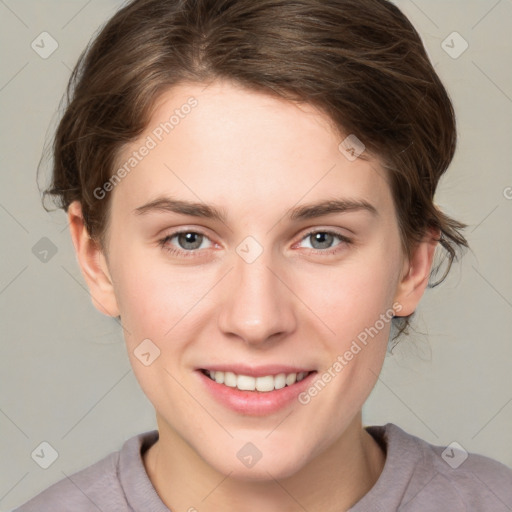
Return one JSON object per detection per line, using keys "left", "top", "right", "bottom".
{"left": 110, "top": 80, "right": 392, "bottom": 221}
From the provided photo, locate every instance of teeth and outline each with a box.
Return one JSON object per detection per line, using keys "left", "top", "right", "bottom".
{"left": 285, "top": 373, "right": 297, "bottom": 386}
{"left": 255, "top": 375, "right": 274, "bottom": 392}
{"left": 274, "top": 373, "right": 286, "bottom": 390}
{"left": 237, "top": 375, "right": 256, "bottom": 391}
{"left": 224, "top": 371, "right": 237, "bottom": 387}
{"left": 205, "top": 370, "right": 309, "bottom": 392}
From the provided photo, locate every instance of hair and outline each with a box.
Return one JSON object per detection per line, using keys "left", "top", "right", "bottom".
{"left": 40, "top": 0, "right": 468, "bottom": 338}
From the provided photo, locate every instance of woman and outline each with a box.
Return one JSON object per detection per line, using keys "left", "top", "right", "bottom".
{"left": 15, "top": 0, "right": 512, "bottom": 510}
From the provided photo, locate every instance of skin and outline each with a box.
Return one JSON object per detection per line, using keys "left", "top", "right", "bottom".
{"left": 68, "top": 79, "right": 438, "bottom": 512}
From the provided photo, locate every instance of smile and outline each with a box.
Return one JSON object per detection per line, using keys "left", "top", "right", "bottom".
{"left": 201, "top": 369, "right": 313, "bottom": 392}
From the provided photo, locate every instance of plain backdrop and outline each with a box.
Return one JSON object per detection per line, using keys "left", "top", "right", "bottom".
{"left": 0, "top": 0, "right": 511, "bottom": 510}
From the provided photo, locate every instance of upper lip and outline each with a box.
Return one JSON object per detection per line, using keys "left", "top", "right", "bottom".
{"left": 198, "top": 364, "right": 315, "bottom": 378}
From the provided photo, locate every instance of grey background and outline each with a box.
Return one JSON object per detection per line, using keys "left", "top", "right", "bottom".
{"left": 0, "top": 0, "right": 511, "bottom": 509}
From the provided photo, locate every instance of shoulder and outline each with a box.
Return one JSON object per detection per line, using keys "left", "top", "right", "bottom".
{"left": 414, "top": 427, "right": 512, "bottom": 510}
{"left": 356, "top": 423, "right": 512, "bottom": 511}
{"left": 13, "top": 430, "right": 158, "bottom": 512}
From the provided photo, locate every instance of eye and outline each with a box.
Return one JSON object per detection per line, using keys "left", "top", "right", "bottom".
{"left": 159, "top": 230, "right": 213, "bottom": 256}
{"left": 297, "top": 229, "right": 352, "bottom": 253}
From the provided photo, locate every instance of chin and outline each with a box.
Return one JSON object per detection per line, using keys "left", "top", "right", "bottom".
{"left": 205, "top": 445, "right": 309, "bottom": 482}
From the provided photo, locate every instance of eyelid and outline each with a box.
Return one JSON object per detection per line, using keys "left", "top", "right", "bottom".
{"left": 158, "top": 228, "right": 216, "bottom": 255}
{"left": 294, "top": 228, "right": 352, "bottom": 249}
{"left": 158, "top": 226, "right": 352, "bottom": 257}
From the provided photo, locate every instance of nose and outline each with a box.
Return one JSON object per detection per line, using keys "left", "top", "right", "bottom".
{"left": 217, "top": 251, "right": 297, "bottom": 347}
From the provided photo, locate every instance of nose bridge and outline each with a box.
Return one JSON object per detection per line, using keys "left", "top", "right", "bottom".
{"left": 217, "top": 245, "right": 296, "bottom": 345}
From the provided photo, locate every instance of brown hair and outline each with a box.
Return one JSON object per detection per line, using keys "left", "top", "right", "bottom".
{"left": 40, "top": 0, "right": 468, "bottom": 337}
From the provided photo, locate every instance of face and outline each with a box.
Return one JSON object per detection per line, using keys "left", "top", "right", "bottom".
{"left": 92, "top": 79, "right": 413, "bottom": 479}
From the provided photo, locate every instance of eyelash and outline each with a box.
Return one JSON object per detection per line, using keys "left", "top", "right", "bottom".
{"left": 158, "top": 229, "right": 352, "bottom": 258}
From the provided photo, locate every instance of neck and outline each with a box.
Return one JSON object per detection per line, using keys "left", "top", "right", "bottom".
{"left": 143, "top": 413, "right": 385, "bottom": 512}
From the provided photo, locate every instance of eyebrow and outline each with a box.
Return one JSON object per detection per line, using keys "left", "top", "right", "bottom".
{"left": 133, "top": 196, "right": 378, "bottom": 222}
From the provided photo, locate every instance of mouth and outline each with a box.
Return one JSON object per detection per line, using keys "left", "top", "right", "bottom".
{"left": 200, "top": 368, "right": 315, "bottom": 393}
{"left": 195, "top": 364, "right": 318, "bottom": 415}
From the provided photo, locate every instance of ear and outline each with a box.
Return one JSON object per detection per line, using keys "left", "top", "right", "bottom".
{"left": 393, "top": 228, "right": 439, "bottom": 316}
{"left": 67, "top": 201, "right": 120, "bottom": 317}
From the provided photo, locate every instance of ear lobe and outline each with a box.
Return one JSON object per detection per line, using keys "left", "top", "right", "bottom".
{"left": 393, "top": 228, "right": 440, "bottom": 317}
{"left": 67, "top": 201, "right": 120, "bottom": 317}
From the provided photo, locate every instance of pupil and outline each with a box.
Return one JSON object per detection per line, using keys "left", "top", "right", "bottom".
{"left": 179, "top": 232, "right": 202, "bottom": 250}
{"left": 312, "top": 232, "right": 333, "bottom": 249}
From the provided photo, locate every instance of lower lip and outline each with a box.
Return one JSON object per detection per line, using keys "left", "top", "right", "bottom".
{"left": 196, "top": 370, "right": 317, "bottom": 416}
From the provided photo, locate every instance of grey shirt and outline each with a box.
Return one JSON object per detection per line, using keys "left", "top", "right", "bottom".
{"left": 13, "top": 423, "right": 512, "bottom": 511}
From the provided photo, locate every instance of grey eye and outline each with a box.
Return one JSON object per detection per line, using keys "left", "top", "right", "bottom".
{"left": 177, "top": 232, "right": 204, "bottom": 250}
{"left": 308, "top": 232, "right": 336, "bottom": 249}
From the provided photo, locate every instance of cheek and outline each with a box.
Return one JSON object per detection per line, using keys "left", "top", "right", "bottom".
{"left": 295, "top": 248, "right": 401, "bottom": 341}
{"left": 112, "top": 246, "right": 221, "bottom": 352}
